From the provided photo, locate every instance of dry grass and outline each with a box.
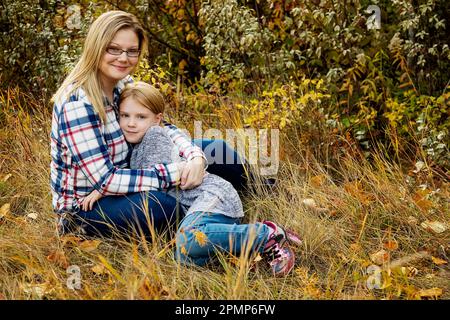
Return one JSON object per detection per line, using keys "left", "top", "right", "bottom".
{"left": 0, "top": 87, "right": 448, "bottom": 300}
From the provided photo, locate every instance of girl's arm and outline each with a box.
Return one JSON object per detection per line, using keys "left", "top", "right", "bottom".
{"left": 59, "top": 100, "right": 181, "bottom": 196}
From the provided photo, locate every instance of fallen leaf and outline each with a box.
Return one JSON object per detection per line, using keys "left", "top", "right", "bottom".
{"left": 21, "top": 283, "right": 54, "bottom": 299}
{"left": 383, "top": 240, "right": 399, "bottom": 251}
{"left": 400, "top": 266, "right": 418, "bottom": 277}
{"left": 46, "top": 250, "right": 69, "bottom": 269}
{"left": 253, "top": 253, "right": 262, "bottom": 263}
{"left": 61, "top": 235, "right": 82, "bottom": 247}
{"left": 337, "top": 253, "right": 350, "bottom": 263}
{"left": 310, "top": 175, "right": 326, "bottom": 188}
{"left": 413, "top": 161, "right": 426, "bottom": 173}
{"left": 26, "top": 212, "right": 38, "bottom": 220}
{"left": 78, "top": 239, "right": 101, "bottom": 252}
{"left": 415, "top": 287, "right": 442, "bottom": 299}
{"left": 412, "top": 189, "right": 433, "bottom": 212}
{"left": 407, "top": 216, "right": 418, "bottom": 225}
{"left": 344, "top": 181, "right": 373, "bottom": 205}
{"left": 370, "top": 249, "right": 390, "bottom": 265}
{"left": 302, "top": 198, "right": 317, "bottom": 208}
{"left": 0, "top": 203, "right": 11, "bottom": 219}
{"left": 431, "top": 256, "right": 448, "bottom": 265}
{"left": 91, "top": 264, "right": 108, "bottom": 275}
{"left": 421, "top": 220, "right": 448, "bottom": 234}
{"left": 193, "top": 230, "right": 208, "bottom": 247}
{"left": 390, "top": 251, "right": 430, "bottom": 269}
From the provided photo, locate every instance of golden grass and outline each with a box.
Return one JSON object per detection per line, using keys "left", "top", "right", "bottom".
{"left": 0, "top": 87, "right": 448, "bottom": 300}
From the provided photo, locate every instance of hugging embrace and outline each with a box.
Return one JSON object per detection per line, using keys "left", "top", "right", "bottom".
{"left": 50, "top": 11, "right": 300, "bottom": 276}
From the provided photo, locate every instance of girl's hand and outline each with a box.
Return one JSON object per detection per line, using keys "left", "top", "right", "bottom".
{"left": 179, "top": 157, "right": 206, "bottom": 190}
{"left": 81, "top": 190, "right": 103, "bottom": 211}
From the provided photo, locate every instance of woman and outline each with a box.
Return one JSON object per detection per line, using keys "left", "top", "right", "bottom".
{"left": 50, "top": 11, "right": 246, "bottom": 237}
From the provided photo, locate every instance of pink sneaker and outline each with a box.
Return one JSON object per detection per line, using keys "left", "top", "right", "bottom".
{"left": 263, "top": 221, "right": 302, "bottom": 246}
{"left": 262, "top": 221, "right": 297, "bottom": 276}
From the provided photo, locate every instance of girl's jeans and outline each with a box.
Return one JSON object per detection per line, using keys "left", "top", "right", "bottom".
{"left": 65, "top": 139, "right": 248, "bottom": 237}
{"left": 175, "top": 212, "right": 270, "bottom": 266}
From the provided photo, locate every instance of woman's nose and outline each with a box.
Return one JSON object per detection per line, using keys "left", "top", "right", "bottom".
{"left": 117, "top": 52, "right": 128, "bottom": 62}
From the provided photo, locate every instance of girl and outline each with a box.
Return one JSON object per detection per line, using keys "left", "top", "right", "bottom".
{"left": 50, "top": 11, "right": 246, "bottom": 237}
{"left": 82, "top": 82, "right": 300, "bottom": 276}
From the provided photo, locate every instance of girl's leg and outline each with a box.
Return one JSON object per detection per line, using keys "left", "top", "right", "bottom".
{"left": 69, "top": 191, "right": 183, "bottom": 238}
{"left": 193, "top": 139, "right": 247, "bottom": 191}
{"left": 175, "top": 212, "right": 270, "bottom": 266}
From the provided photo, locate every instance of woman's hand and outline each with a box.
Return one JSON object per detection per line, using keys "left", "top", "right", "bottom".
{"left": 179, "top": 156, "right": 207, "bottom": 190}
{"left": 81, "top": 190, "right": 103, "bottom": 211}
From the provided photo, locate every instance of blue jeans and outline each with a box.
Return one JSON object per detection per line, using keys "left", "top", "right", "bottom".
{"left": 175, "top": 212, "right": 270, "bottom": 266}
{"left": 193, "top": 139, "right": 247, "bottom": 191}
{"left": 67, "top": 139, "right": 247, "bottom": 237}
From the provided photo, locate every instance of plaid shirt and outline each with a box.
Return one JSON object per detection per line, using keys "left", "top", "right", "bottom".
{"left": 50, "top": 76, "right": 205, "bottom": 213}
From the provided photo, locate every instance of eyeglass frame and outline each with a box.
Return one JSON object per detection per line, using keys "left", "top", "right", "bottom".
{"left": 105, "top": 46, "right": 141, "bottom": 58}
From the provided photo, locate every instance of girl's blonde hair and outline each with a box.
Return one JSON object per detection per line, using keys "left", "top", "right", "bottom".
{"left": 52, "top": 11, "right": 148, "bottom": 122}
{"left": 119, "top": 82, "right": 165, "bottom": 115}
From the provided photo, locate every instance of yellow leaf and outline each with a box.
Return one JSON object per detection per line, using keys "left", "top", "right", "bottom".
{"left": 344, "top": 181, "right": 373, "bottom": 205}
{"left": 98, "top": 254, "right": 126, "bottom": 285}
{"left": 310, "top": 175, "right": 326, "bottom": 187}
{"left": 178, "top": 59, "right": 188, "bottom": 71}
{"left": 431, "top": 256, "right": 447, "bottom": 265}
{"left": 78, "top": 239, "right": 101, "bottom": 252}
{"left": 0, "top": 203, "right": 11, "bottom": 219}
{"left": 91, "top": 264, "right": 108, "bottom": 275}
{"left": 61, "top": 235, "right": 82, "bottom": 247}
{"left": 253, "top": 253, "right": 262, "bottom": 263}
{"left": 415, "top": 287, "right": 443, "bottom": 299}
{"left": 193, "top": 230, "right": 208, "bottom": 247}
{"left": 412, "top": 189, "right": 433, "bottom": 212}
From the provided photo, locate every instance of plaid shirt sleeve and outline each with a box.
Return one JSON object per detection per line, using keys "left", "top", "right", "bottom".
{"left": 59, "top": 100, "right": 181, "bottom": 195}
{"left": 162, "top": 121, "right": 207, "bottom": 165}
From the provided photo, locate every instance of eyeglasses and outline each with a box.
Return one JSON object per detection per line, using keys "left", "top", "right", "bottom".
{"left": 106, "top": 47, "right": 140, "bottom": 58}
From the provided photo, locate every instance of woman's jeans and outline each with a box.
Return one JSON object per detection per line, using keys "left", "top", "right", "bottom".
{"left": 175, "top": 212, "right": 270, "bottom": 266}
{"left": 66, "top": 139, "right": 247, "bottom": 238}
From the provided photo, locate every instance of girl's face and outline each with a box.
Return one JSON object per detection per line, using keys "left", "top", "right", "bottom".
{"left": 99, "top": 28, "right": 139, "bottom": 86}
{"left": 119, "top": 97, "right": 162, "bottom": 144}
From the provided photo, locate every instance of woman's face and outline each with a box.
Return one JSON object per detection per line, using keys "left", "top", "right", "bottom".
{"left": 99, "top": 28, "right": 139, "bottom": 86}
{"left": 119, "top": 97, "right": 162, "bottom": 144}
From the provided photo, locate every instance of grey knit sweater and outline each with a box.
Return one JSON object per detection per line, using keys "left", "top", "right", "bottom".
{"left": 130, "top": 126, "right": 244, "bottom": 218}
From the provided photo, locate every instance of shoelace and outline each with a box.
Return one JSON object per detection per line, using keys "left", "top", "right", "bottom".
{"left": 269, "top": 247, "right": 290, "bottom": 266}
{"left": 263, "top": 234, "right": 285, "bottom": 260}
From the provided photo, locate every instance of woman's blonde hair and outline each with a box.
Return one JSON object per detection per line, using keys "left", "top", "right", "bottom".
{"left": 119, "top": 82, "right": 165, "bottom": 115}
{"left": 52, "top": 11, "right": 148, "bottom": 122}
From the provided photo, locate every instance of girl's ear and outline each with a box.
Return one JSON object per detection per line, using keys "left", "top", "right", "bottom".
{"left": 156, "top": 113, "right": 163, "bottom": 124}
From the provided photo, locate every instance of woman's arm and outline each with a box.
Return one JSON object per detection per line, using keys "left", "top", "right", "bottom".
{"left": 162, "top": 121, "right": 207, "bottom": 189}
{"left": 59, "top": 101, "right": 181, "bottom": 196}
